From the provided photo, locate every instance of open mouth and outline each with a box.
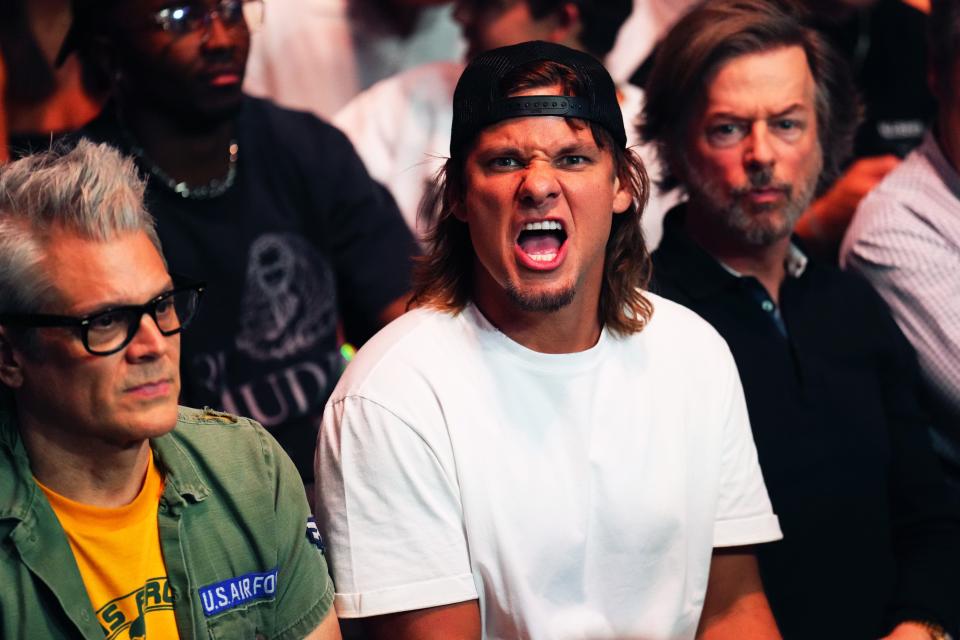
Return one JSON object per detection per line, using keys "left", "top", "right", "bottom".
{"left": 516, "top": 220, "right": 567, "bottom": 264}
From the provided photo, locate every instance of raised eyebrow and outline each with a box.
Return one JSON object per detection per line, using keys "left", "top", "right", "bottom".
{"left": 704, "top": 111, "right": 750, "bottom": 123}
{"left": 768, "top": 104, "right": 809, "bottom": 119}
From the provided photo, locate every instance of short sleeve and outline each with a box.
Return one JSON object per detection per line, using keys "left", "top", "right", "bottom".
{"left": 263, "top": 429, "right": 336, "bottom": 640}
{"left": 712, "top": 349, "right": 783, "bottom": 548}
{"left": 315, "top": 395, "right": 478, "bottom": 618}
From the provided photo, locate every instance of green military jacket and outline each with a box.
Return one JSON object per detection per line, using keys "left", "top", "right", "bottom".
{"left": 0, "top": 405, "right": 335, "bottom": 639}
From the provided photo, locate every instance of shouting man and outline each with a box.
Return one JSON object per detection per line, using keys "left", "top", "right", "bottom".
{"left": 317, "top": 41, "right": 783, "bottom": 640}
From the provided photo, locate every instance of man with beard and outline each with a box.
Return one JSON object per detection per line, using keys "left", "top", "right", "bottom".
{"left": 645, "top": 1, "right": 960, "bottom": 638}
{"left": 59, "top": 0, "right": 418, "bottom": 493}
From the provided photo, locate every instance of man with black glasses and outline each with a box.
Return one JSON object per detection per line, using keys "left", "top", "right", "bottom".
{"left": 0, "top": 141, "right": 341, "bottom": 639}
{"left": 62, "top": 0, "right": 417, "bottom": 492}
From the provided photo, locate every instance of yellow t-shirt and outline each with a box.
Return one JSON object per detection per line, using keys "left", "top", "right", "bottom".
{"left": 38, "top": 454, "right": 181, "bottom": 640}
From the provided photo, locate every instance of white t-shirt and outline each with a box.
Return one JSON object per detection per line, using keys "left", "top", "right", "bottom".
{"left": 333, "top": 62, "right": 679, "bottom": 248}
{"left": 605, "top": 0, "right": 699, "bottom": 83}
{"left": 244, "top": 0, "right": 463, "bottom": 119}
{"left": 316, "top": 295, "right": 781, "bottom": 639}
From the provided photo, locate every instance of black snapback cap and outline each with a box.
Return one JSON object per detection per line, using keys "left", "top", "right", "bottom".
{"left": 450, "top": 40, "right": 626, "bottom": 159}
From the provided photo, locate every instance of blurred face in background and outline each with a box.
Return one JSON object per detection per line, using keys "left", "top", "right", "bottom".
{"left": 105, "top": 0, "right": 257, "bottom": 125}
{"left": 454, "top": 0, "right": 563, "bottom": 60}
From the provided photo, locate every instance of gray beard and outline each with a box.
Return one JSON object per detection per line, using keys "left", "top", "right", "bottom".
{"left": 504, "top": 283, "right": 577, "bottom": 313}
{"left": 687, "top": 157, "right": 821, "bottom": 247}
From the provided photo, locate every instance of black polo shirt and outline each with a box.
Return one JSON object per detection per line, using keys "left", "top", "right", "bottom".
{"left": 651, "top": 205, "right": 960, "bottom": 638}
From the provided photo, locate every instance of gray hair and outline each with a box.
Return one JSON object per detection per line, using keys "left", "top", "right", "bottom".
{"left": 0, "top": 139, "right": 163, "bottom": 315}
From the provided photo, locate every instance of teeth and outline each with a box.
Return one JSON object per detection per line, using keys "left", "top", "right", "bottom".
{"left": 522, "top": 220, "right": 563, "bottom": 232}
{"left": 529, "top": 252, "right": 558, "bottom": 262}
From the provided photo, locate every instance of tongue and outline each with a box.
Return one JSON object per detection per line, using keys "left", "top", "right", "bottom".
{"left": 518, "top": 233, "right": 562, "bottom": 255}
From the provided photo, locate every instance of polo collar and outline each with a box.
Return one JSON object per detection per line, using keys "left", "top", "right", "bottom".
{"left": 654, "top": 203, "right": 809, "bottom": 299}
{"left": 717, "top": 243, "right": 809, "bottom": 279}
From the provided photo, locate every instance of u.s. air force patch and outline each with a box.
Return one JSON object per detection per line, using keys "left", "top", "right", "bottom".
{"left": 306, "top": 516, "right": 325, "bottom": 554}
{"left": 198, "top": 568, "right": 278, "bottom": 617}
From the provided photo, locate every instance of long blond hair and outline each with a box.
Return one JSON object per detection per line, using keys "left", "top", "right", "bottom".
{"left": 410, "top": 60, "right": 654, "bottom": 335}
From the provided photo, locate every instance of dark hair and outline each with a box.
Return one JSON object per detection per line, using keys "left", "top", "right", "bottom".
{"left": 641, "top": 0, "right": 861, "bottom": 195}
{"left": 928, "top": 0, "right": 960, "bottom": 98}
{"left": 411, "top": 60, "right": 653, "bottom": 336}
{"left": 0, "top": 0, "right": 108, "bottom": 106}
{"left": 526, "top": 0, "right": 632, "bottom": 58}
{"left": 0, "top": 2, "right": 56, "bottom": 105}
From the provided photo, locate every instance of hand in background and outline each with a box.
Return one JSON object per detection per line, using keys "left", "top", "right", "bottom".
{"left": 796, "top": 154, "right": 901, "bottom": 259}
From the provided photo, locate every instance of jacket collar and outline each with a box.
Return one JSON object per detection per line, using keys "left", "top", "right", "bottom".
{"left": 0, "top": 404, "right": 41, "bottom": 522}
{"left": 0, "top": 405, "right": 210, "bottom": 521}
{"left": 152, "top": 411, "right": 211, "bottom": 505}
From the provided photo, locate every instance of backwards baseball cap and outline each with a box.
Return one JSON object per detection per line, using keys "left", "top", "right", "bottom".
{"left": 450, "top": 40, "right": 626, "bottom": 159}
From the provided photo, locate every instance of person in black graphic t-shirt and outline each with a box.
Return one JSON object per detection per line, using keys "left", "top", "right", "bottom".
{"left": 62, "top": 0, "right": 417, "bottom": 489}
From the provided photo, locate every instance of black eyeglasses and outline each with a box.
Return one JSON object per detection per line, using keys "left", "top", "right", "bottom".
{"left": 152, "top": 0, "right": 264, "bottom": 36}
{"left": 0, "top": 283, "right": 206, "bottom": 356}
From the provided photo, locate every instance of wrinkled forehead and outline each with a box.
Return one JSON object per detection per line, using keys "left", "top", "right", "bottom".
{"left": 40, "top": 229, "right": 170, "bottom": 311}
{"left": 459, "top": 93, "right": 620, "bottom": 161}
{"left": 471, "top": 112, "right": 604, "bottom": 152}
{"left": 700, "top": 46, "right": 816, "bottom": 115}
